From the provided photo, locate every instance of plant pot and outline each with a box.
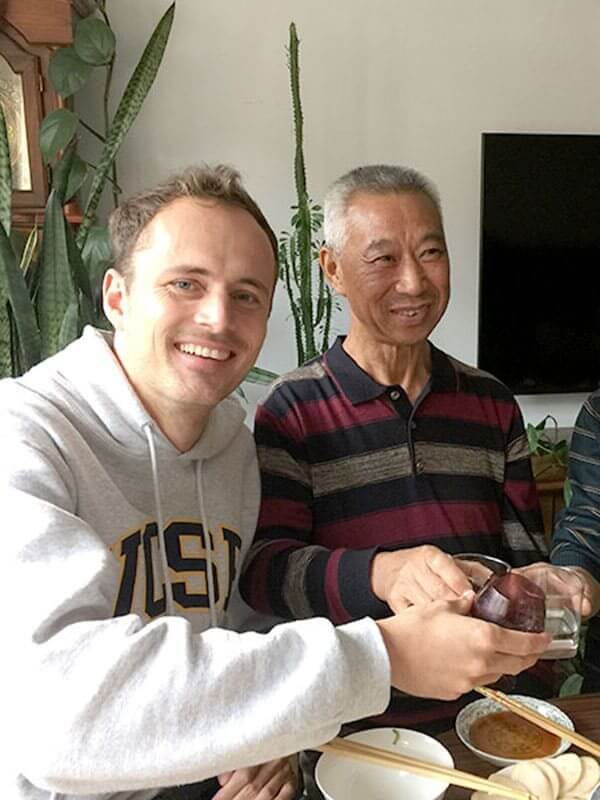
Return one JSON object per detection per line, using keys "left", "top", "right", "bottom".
{"left": 531, "top": 454, "right": 567, "bottom": 484}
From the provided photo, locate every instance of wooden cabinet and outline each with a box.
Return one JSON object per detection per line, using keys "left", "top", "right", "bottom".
{"left": 0, "top": 0, "right": 72, "bottom": 227}
{"left": 536, "top": 478, "right": 566, "bottom": 545}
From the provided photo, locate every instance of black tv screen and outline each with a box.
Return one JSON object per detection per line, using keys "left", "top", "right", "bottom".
{"left": 477, "top": 132, "right": 600, "bottom": 394}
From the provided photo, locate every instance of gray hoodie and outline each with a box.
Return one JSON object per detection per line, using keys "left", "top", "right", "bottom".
{"left": 1, "top": 327, "right": 389, "bottom": 800}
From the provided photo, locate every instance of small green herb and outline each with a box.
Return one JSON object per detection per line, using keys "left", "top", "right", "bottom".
{"left": 392, "top": 728, "right": 400, "bottom": 746}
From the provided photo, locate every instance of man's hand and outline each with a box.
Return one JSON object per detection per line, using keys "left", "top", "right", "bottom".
{"left": 570, "top": 567, "right": 600, "bottom": 618}
{"left": 371, "top": 545, "right": 472, "bottom": 612}
{"left": 376, "top": 592, "right": 551, "bottom": 700}
{"left": 513, "top": 562, "right": 600, "bottom": 620}
{"left": 214, "top": 757, "right": 297, "bottom": 800}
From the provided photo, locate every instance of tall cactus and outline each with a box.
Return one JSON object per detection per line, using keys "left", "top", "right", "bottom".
{"left": 279, "top": 22, "right": 334, "bottom": 366}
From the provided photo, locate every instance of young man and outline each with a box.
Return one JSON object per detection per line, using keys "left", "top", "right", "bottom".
{"left": 2, "top": 165, "right": 550, "bottom": 800}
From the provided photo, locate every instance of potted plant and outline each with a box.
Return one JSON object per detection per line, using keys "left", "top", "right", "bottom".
{"left": 0, "top": 2, "right": 175, "bottom": 378}
{"left": 527, "top": 414, "right": 571, "bottom": 503}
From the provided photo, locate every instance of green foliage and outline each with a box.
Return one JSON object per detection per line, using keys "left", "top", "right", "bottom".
{"left": 244, "top": 21, "right": 334, "bottom": 389}
{"left": 0, "top": 104, "right": 12, "bottom": 236}
{"left": 527, "top": 414, "right": 571, "bottom": 503}
{"left": 558, "top": 622, "right": 588, "bottom": 697}
{"left": 74, "top": 17, "right": 116, "bottom": 66}
{"left": 279, "top": 22, "right": 334, "bottom": 366}
{"left": 527, "top": 414, "right": 568, "bottom": 466}
{"left": 49, "top": 47, "right": 93, "bottom": 98}
{"left": 77, "top": 2, "right": 176, "bottom": 248}
{"left": 39, "top": 109, "right": 79, "bottom": 165}
{"left": 0, "top": 2, "right": 175, "bottom": 379}
{"left": 247, "top": 366, "right": 278, "bottom": 385}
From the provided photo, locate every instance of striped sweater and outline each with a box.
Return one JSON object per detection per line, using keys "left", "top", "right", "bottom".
{"left": 240, "top": 337, "right": 549, "bottom": 729}
{"left": 552, "top": 391, "right": 600, "bottom": 691}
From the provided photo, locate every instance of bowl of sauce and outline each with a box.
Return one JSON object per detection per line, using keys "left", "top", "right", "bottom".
{"left": 455, "top": 695, "right": 574, "bottom": 767}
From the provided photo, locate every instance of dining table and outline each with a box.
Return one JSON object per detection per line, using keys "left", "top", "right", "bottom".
{"left": 438, "top": 693, "right": 600, "bottom": 800}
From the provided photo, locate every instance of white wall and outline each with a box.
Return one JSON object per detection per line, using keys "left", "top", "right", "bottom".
{"left": 79, "top": 0, "right": 600, "bottom": 427}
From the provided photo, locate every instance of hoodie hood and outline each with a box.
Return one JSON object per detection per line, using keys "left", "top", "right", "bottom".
{"left": 3, "top": 326, "right": 259, "bottom": 634}
{"left": 19, "top": 326, "right": 247, "bottom": 462}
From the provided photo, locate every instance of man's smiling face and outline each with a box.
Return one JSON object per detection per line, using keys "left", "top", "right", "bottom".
{"left": 104, "top": 197, "right": 276, "bottom": 429}
{"left": 322, "top": 190, "right": 450, "bottom": 349}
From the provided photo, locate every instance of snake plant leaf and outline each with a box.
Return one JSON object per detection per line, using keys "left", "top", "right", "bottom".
{"left": 74, "top": 17, "right": 116, "bottom": 66}
{"left": 65, "top": 154, "right": 89, "bottom": 203}
{"left": 49, "top": 46, "right": 93, "bottom": 98}
{"left": 0, "top": 301, "right": 10, "bottom": 377}
{"left": 89, "top": 256, "right": 110, "bottom": 316}
{"left": 51, "top": 140, "right": 76, "bottom": 202}
{"left": 0, "top": 103, "right": 12, "bottom": 237}
{"left": 78, "top": 291, "right": 97, "bottom": 328}
{"left": 40, "top": 109, "right": 79, "bottom": 165}
{"left": 58, "top": 299, "right": 80, "bottom": 350}
{"left": 81, "top": 224, "right": 111, "bottom": 270}
{"left": 52, "top": 142, "right": 88, "bottom": 204}
{"left": 37, "top": 190, "right": 75, "bottom": 359}
{"left": 64, "top": 214, "right": 93, "bottom": 303}
{"left": 19, "top": 225, "right": 39, "bottom": 276}
{"left": 245, "top": 365, "right": 278, "bottom": 385}
{"left": 0, "top": 221, "right": 41, "bottom": 371}
{"left": 76, "top": 3, "right": 175, "bottom": 248}
{"left": 81, "top": 225, "right": 111, "bottom": 313}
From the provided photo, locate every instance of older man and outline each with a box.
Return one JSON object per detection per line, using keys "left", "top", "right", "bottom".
{"left": 240, "top": 164, "right": 559, "bottom": 737}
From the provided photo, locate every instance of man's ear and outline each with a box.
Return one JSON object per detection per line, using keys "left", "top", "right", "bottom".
{"left": 319, "top": 246, "right": 346, "bottom": 296}
{"left": 102, "top": 268, "right": 129, "bottom": 330}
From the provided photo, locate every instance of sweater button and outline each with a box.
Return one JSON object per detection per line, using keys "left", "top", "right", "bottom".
{"left": 390, "top": 390, "right": 401, "bottom": 400}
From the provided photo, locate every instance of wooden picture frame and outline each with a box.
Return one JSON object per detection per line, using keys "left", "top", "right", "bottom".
{"left": 0, "top": 0, "right": 72, "bottom": 228}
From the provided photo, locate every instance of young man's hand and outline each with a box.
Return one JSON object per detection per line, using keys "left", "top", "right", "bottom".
{"left": 371, "top": 545, "right": 472, "bottom": 611}
{"left": 215, "top": 757, "right": 297, "bottom": 800}
{"left": 376, "top": 592, "right": 551, "bottom": 700}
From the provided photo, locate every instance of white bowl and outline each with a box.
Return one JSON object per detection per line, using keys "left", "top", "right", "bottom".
{"left": 315, "top": 727, "right": 454, "bottom": 800}
{"left": 455, "top": 694, "right": 574, "bottom": 767}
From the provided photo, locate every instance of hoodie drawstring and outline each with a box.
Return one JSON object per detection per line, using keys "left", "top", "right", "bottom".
{"left": 143, "top": 422, "right": 175, "bottom": 616}
{"left": 196, "top": 462, "right": 218, "bottom": 628}
{"left": 142, "top": 421, "right": 218, "bottom": 628}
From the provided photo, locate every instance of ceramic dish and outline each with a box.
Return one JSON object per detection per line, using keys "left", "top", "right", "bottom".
{"left": 477, "top": 756, "right": 600, "bottom": 800}
{"left": 315, "top": 727, "right": 454, "bottom": 800}
{"left": 455, "top": 694, "right": 574, "bottom": 767}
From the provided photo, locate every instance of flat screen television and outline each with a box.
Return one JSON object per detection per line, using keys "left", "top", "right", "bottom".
{"left": 477, "top": 132, "right": 600, "bottom": 394}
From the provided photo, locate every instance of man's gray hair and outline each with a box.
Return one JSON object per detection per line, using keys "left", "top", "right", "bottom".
{"left": 323, "top": 164, "right": 442, "bottom": 253}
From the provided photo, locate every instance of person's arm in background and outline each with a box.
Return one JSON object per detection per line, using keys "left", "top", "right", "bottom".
{"left": 551, "top": 393, "right": 600, "bottom": 619}
{"left": 501, "top": 399, "right": 549, "bottom": 566}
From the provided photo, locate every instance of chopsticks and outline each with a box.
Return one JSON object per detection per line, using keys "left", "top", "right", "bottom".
{"left": 475, "top": 686, "right": 600, "bottom": 759}
{"left": 317, "top": 736, "right": 536, "bottom": 800}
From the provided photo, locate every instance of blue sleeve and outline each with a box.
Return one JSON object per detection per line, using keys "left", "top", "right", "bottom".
{"left": 551, "top": 391, "right": 600, "bottom": 581}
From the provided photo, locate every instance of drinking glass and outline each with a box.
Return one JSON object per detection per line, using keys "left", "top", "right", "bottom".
{"left": 515, "top": 564, "right": 583, "bottom": 659}
{"left": 452, "top": 553, "right": 511, "bottom": 591}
